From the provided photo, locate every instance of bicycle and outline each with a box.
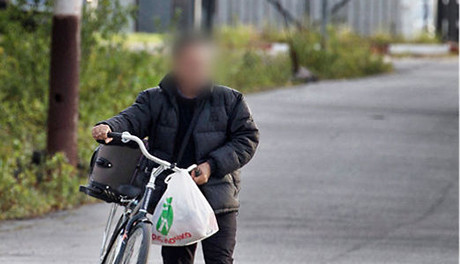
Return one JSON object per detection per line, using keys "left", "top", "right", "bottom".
{"left": 80, "top": 131, "right": 196, "bottom": 264}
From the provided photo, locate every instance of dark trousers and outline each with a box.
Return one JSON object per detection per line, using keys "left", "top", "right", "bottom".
{"left": 162, "top": 212, "right": 237, "bottom": 264}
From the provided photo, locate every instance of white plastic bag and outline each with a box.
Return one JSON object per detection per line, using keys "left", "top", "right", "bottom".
{"left": 151, "top": 169, "right": 219, "bottom": 246}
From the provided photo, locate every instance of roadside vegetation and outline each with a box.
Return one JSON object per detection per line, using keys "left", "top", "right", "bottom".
{"left": 0, "top": 1, "right": 391, "bottom": 220}
{"left": 291, "top": 28, "right": 392, "bottom": 78}
{"left": 216, "top": 25, "right": 392, "bottom": 79}
{"left": 369, "top": 32, "right": 442, "bottom": 46}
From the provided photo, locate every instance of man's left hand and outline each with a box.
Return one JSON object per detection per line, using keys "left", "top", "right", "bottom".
{"left": 191, "top": 162, "right": 211, "bottom": 185}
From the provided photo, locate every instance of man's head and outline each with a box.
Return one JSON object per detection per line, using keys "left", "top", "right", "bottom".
{"left": 171, "top": 33, "right": 215, "bottom": 95}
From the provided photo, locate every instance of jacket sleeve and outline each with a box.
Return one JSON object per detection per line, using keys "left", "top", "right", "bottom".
{"left": 97, "top": 90, "right": 152, "bottom": 139}
{"left": 208, "top": 94, "right": 259, "bottom": 177}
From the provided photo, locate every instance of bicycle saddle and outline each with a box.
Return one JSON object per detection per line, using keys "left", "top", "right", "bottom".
{"left": 117, "top": 185, "right": 143, "bottom": 199}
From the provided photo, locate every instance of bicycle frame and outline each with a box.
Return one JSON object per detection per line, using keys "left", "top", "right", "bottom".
{"left": 98, "top": 132, "right": 196, "bottom": 264}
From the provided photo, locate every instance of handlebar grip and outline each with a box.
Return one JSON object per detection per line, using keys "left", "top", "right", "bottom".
{"left": 107, "top": 132, "right": 123, "bottom": 141}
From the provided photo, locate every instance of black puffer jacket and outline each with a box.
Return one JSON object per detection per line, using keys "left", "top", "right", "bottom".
{"left": 100, "top": 76, "right": 259, "bottom": 214}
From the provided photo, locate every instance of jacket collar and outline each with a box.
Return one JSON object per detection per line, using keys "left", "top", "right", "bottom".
{"left": 158, "top": 73, "right": 178, "bottom": 99}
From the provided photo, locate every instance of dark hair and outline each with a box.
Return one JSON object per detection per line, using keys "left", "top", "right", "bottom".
{"left": 171, "top": 32, "right": 213, "bottom": 58}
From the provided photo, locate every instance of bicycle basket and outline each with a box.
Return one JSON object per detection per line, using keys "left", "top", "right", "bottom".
{"left": 79, "top": 143, "right": 146, "bottom": 203}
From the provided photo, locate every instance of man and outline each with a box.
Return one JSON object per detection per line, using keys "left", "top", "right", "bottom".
{"left": 92, "top": 35, "right": 259, "bottom": 264}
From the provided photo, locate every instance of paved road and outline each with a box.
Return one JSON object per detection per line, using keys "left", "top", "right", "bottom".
{"left": 0, "top": 58, "right": 458, "bottom": 264}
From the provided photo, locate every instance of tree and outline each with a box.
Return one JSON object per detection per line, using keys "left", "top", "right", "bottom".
{"left": 47, "top": 0, "right": 82, "bottom": 166}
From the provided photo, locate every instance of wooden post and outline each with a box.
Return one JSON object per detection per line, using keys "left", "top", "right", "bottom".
{"left": 47, "top": 0, "right": 82, "bottom": 166}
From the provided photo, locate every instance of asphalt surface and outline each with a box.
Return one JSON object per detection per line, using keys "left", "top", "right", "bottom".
{"left": 0, "top": 58, "right": 458, "bottom": 264}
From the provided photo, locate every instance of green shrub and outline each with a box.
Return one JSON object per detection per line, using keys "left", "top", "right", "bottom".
{"left": 215, "top": 25, "right": 260, "bottom": 49}
{"left": 291, "top": 28, "right": 392, "bottom": 79}
{"left": 369, "top": 32, "right": 441, "bottom": 46}
{"left": 217, "top": 25, "right": 392, "bottom": 80}
{"left": 0, "top": 153, "right": 88, "bottom": 220}
{"left": 216, "top": 50, "right": 292, "bottom": 92}
{"left": 214, "top": 25, "right": 292, "bottom": 91}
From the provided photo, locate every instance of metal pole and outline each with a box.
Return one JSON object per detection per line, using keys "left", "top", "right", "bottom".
{"left": 321, "top": 0, "right": 328, "bottom": 49}
{"left": 47, "top": 0, "right": 81, "bottom": 166}
{"left": 194, "top": 0, "right": 202, "bottom": 30}
{"left": 423, "top": 0, "right": 429, "bottom": 32}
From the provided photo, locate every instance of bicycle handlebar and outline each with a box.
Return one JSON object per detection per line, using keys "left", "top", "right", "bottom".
{"left": 106, "top": 131, "right": 196, "bottom": 173}
{"left": 107, "top": 132, "right": 123, "bottom": 141}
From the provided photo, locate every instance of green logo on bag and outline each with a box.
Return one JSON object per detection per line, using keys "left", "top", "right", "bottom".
{"left": 156, "top": 197, "right": 173, "bottom": 236}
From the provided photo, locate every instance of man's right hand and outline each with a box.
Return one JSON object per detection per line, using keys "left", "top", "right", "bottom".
{"left": 92, "top": 124, "right": 113, "bottom": 144}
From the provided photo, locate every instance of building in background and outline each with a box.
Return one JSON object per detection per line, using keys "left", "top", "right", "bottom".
{"left": 133, "top": 0, "right": 211, "bottom": 32}
{"left": 213, "top": 0, "right": 442, "bottom": 38}
{"left": 213, "top": 0, "right": 405, "bottom": 35}
{"left": 123, "top": 0, "right": 457, "bottom": 42}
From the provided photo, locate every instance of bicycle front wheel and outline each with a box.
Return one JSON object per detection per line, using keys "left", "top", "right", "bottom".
{"left": 121, "top": 222, "right": 151, "bottom": 264}
{"left": 105, "top": 222, "right": 151, "bottom": 264}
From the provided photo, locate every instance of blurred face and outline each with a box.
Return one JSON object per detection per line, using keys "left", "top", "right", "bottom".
{"left": 172, "top": 43, "right": 214, "bottom": 93}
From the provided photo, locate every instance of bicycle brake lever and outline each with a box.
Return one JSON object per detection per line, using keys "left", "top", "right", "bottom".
{"left": 194, "top": 168, "right": 202, "bottom": 177}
